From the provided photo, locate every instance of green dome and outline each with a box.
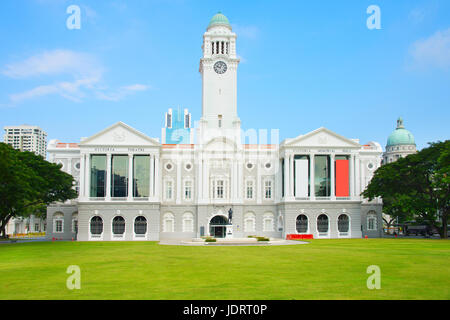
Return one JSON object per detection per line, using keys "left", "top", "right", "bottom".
{"left": 387, "top": 118, "right": 415, "bottom": 147}
{"left": 208, "top": 12, "right": 230, "bottom": 28}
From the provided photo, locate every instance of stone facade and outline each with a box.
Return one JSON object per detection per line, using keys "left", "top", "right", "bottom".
{"left": 46, "top": 13, "right": 384, "bottom": 241}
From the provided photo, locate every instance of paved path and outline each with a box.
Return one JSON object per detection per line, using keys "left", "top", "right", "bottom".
{"left": 159, "top": 239, "right": 308, "bottom": 246}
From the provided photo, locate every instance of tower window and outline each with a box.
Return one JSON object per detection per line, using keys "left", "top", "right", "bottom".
{"left": 221, "top": 41, "right": 224, "bottom": 54}
{"left": 218, "top": 115, "right": 222, "bottom": 128}
{"left": 185, "top": 114, "right": 190, "bottom": 128}
{"left": 167, "top": 113, "right": 172, "bottom": 128}
{"left": 226, "top": 42, "right": 229, "bottom": 55}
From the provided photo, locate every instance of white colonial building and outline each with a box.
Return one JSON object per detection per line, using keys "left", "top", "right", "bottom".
{"left": 46, "top": 13, "right": 384, "bottom": 241}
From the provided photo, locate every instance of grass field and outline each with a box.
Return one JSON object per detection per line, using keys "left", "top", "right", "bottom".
{"left": 0, "top": 239, "right": 449, "bottom": 300}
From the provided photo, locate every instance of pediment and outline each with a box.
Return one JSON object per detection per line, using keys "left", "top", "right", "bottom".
{"left": 204, "top": 136, "right": 238, "bottom": 152}
{"left": 80, "top": 122, "right": 160, "bottom": 147}
{"left": 283, "top": 127, "right": 360, "bottom": 148}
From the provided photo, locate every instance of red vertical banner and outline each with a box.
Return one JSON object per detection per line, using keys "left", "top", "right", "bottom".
{"left": 335, "top": 159, "right": 349, "bottom": 197}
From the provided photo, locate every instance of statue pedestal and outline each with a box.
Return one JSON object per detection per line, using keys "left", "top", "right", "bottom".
{"left": 225, "top": 225, "right": 233, "bottom": 239}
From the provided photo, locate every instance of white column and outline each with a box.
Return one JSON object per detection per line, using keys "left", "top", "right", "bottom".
{"left": 197, "top": 156, "right": 203, "bottom": 201}
{"left": 350, "top": 154, "right": 355, "bottom": 198}
{"left": 275, "top": 158, "right": 280, "bottom": 201}
{"left": 330, "top": 154, "right": 335, "bottom": 200}
{"left": 154, "top": 156, "right": 160, "bottom": 199}
{"left": 355, "top": 154, "right": 361, "bottom": 199}
{"left": 85, "top": 154, "right": 90, "bottom": 198}
{"left": 127, "top": 154, "right": 133, "bottom": 201}
{"left": 310, "top": 154, "right": 315, "bottom": 200}
{"left": 204, "top": 159, "right": 209, "bottom": 200}
{"left": 149, "top": 154, "right": 154, "bottom": 198}
{"left": 231, "top": 159, "right": 237, "bottom": 201}
{"left": 283, "top": 156, "right": 289, "bottom": 199}
{"left": 289, "top": 155, "right": 294, "bottom": 198}
{"left": 106, "top": 154, "right": 112, "bottom": 200}
{"left": 256, "top": 160, "right": 262, "bottom": 204}
{"left": 176, "top": 159, "right": 182, "bottom": 204}
{"left": 79, "top": 154, "right": 85, "bottom": 198}
{"left": 68, "top": 158, "right": 73, "bottom": 175}
{"left": 237, "top": 159, "right": 243, "bottom": 201}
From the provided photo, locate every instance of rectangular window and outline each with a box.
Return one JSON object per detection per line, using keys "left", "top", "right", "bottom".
{"left": 34, "top": 223, "right": 39, "bottom": 232}
{"left": 72, "top": 220, "right": 78, "bottom": 233}
{"left": 55, "top": 220, "right": 63, "bottom": 233}
{"left": 218, "top": 115, "right": 222, "bottom": 128}
{"left": 246, "top": 181, "right": 253, "bottom": 199}
{"left": 90, "top": 155, "right": 106, "bottom": 197}
{"left": 295, "top": 156, "right": 309, "bottom": 197}
{"left": 216, "top": 180, "right": 224, "bottom": 199}
{"left": 314, "top": 155, "right": 331, "bottom": 197}
{"left": 264, "top": 180, "right": 272, "bottom": 199}
{"left": 165, "top": 181, "right": 173, "bottom": 200}
{"left": 133, "top": 155, "right": 150, "bottom": 197}
{"left": 184, "top": 181, "right": 192, "bottom": 200}
{"left": 185, "top": 114, "right": 190, "bottom": 128}
{"left": 167, "top": 113, "right": 172, "bottom": 128}
{"left": 111, "top": 155, "right": 129, "bottom": 197}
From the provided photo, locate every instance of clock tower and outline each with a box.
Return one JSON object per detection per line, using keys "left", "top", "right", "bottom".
{"left": 199, "top": 12, "right": 241, "bottom": 140}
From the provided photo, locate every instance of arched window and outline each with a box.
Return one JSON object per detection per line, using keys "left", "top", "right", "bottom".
{"left": 296, "top": 214, "right": 308, "bottom": 233}
{"left": 244, "top": 212, "right": 256, "bottom": 232}
{"left": 112, "top": 216, "right": 125, "bottom": 236}
{"left": 53, "top": 213, "right": 64, "bottom": 233}
{"left": 317, "top": 214, "right": 329, "bottom": 233}
{"left": 367, "top": 211, "right": 377, "bottom": 231}
{"left": 183, "top": 212, "right": 194, "bottom": 232}
{"left": 90, "top": 216, "right": 103, "bottom": 235}
{"left": 134, "top": 216, "right": 147, "bottom": 236}
{"left": 338, "top": 214, "right": 349, "bottom": 233}
{"left": 163, "top": 213, "right": 175, "bottom": 232}
{"left": 263, "top": 213, "right": 274, "bottom": 232}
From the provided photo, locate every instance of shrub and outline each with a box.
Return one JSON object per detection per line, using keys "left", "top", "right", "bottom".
{"left": 256, "top": 236, "right": 270, "bottom": 242}
{"left": 205, "top": 237, "right": 217, "bottom": 242}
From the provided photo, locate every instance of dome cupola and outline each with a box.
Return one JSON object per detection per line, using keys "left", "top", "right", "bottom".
{"left": 207, "top": 12, "right": 231, "bottom": 29}
{"left": 386, "top": 117, "right": 415, "bottom": 147}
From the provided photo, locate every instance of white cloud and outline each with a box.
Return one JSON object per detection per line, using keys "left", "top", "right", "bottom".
{"left": 232, "top": 24, "right": 259, "bottom": 39}
{"left": 2, "top": 50, "right": 101, "bottom": 79}
{"left": 3, "top": 50, "right": 150, "bottom": 104}
{"left": 409, "top": 28, "right": 450, "bottom": 70}
{"left": 95, "top": 84, "right": 151, "bottom": 102}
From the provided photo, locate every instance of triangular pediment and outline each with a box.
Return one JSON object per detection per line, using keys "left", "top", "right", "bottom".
{"left": 203, "top": 136, "right": 238, "bottom": 152}
{"left": 283, "top": 127, "right": 360, "bottom": 148}
{"left": 80, "top": 122, "right": 160, "bottom": 147}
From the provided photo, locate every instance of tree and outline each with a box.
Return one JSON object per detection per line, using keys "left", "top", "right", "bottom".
{"left": 381, "top": 196, "right": 412, "bottom": 234}
{"left": 363, "top": 140, "right": 450, "bottom": 239}
{"left": 0, "top": 143, "right": 77, "bottom": 238}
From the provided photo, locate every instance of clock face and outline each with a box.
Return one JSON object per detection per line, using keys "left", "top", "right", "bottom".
{"left": 214, "top": 61, "right": 227, "bottom": 74}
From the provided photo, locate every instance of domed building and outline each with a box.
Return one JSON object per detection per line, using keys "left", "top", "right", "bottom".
{"left": 383, "top": 117, "right": 416, "bottom": 164}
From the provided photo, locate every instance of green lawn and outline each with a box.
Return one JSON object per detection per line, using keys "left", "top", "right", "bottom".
{"left": 0, "top": 239, "right": 449, "bottom": 300}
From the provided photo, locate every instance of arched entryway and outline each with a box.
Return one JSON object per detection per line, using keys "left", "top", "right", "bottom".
{"left": 209, "top": 215, "right": 228, "bottom": 238}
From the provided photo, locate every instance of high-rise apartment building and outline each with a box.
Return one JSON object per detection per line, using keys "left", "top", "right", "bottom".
{"left": 3, "top": 125, "right": 47, "bottom": 158}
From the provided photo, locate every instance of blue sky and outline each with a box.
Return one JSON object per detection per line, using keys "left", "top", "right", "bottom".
{"left": 0, "top": 0, "right": 449, "bottom": 150}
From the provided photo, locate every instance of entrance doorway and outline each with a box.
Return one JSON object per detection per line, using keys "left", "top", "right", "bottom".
{"left": 209, "top": 215, "right": 228, "bottom": 238}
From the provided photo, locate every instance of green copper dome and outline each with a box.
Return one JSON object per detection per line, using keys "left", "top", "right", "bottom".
{"left": 387, "top": 117, "right": 415, "bottom": 147}
{"left": 208, "top": 12, "right": 230, "bottom": 28}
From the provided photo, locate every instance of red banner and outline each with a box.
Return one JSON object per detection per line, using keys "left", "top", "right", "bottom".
{"left": 336, "top": 159, "right": 349, "bottom": 197}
